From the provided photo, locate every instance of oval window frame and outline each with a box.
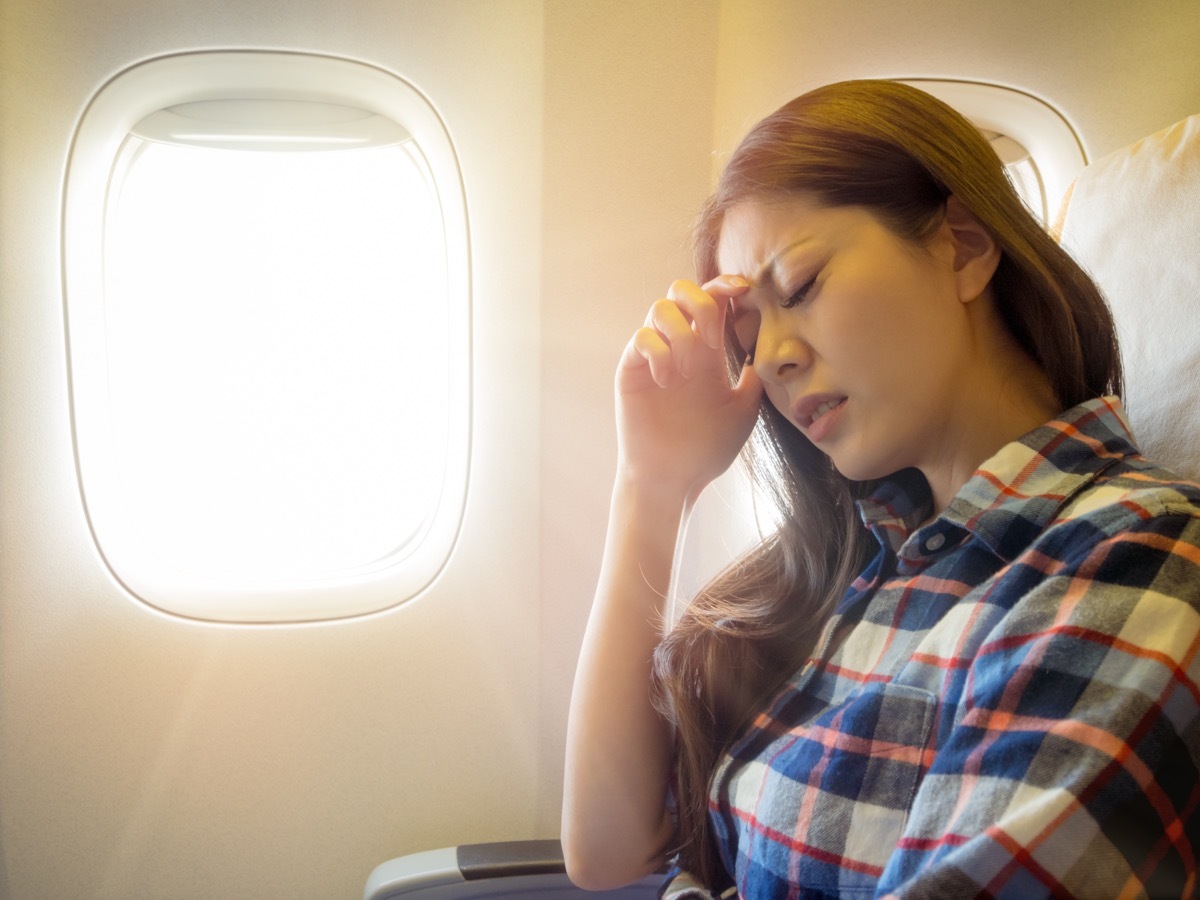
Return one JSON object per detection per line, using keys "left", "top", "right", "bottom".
{"left": 63, "top": 51, "right": 471, "bottom": 623}
{"left": 897, "top": 78, "right": 1087, "bottom": 222}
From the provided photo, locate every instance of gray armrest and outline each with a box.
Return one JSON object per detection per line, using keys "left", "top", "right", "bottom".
{"left": 364, "top": 839, "right": 663, "bottom": 899}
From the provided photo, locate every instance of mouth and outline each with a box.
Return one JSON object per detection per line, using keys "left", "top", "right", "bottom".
{"left": 793, "top": 394, "right": 847, "bottom": 442}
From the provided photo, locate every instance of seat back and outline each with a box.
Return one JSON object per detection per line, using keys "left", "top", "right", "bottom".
{"left": 1055, "top": 114, "right": 1200, "bottom": 480}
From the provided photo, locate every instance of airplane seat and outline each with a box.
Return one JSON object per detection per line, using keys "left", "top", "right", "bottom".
{"left": 1054, "top": 112, "right": 1200, "bottom": 481}
{"left": 362, "top": 115, "right": 1200, "bottom": 900}
{"left": 362, "top": 839, "right": 663, "bottom": 899}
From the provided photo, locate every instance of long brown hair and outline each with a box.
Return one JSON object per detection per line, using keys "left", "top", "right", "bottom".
{"left": 650, "top": 80, "right": 1122, "bottom": 885}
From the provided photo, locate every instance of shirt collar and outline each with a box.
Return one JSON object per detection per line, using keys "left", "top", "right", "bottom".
{"left": 856, "top": 397, "right": 1137, "bottom": 563}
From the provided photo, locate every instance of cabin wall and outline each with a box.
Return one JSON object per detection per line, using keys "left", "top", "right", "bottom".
{"left": 537, "top": 0, "right": 722, "bottom": 832}
{"left": 1, "top": 2, "right": 549, "bottom": 898}
{"left": 710, "top": 0, "right": 1200, "bottom": 168}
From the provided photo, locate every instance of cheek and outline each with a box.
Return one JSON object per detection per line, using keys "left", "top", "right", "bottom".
{"left": 764, "top": 384, "right": 794, "bottom": 423}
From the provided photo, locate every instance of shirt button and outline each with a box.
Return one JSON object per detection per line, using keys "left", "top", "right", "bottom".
{"left": 925, "top": 533, "right": 946, "bottom": 552}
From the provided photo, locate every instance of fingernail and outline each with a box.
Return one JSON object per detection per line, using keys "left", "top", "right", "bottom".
{"left": 727, "top": 275, "right": 749, "bottom": 288}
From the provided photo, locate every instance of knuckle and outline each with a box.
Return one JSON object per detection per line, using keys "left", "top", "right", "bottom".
{"left": 650, "top": 297, "right": 676, "bottom": 316}
{"left": 632, "top": 326, "right": 659, "bottom": 350}
{"left": 648, "top": 298, "right": 686, "bottom": 331}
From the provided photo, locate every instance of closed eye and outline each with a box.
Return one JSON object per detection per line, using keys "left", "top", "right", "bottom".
{"left": 780, "top": 276, "right": 817, "bottom": 309}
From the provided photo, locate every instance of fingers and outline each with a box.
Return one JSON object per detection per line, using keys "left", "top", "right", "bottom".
{"left": 623, "top": 324, "right": 671, "bottom": 389}
{"left": 700, "top": 274, "right": 751, "bottom": 304}
{"left": 689, "top": 275, "right": 750, "bottom": 348}
{"left": 731, "top": 349, "right": 765, "bottom": 411}
{"left": 624, "top": 277, "right": 749, "bottom": 388}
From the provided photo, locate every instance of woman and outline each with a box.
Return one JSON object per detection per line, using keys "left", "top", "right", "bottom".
{"left": 562, "top": 80, "right": 1200, "bottom": 898}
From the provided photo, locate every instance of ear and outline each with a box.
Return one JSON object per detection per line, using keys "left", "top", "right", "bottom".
{"left": 943, "top": 195, "right": 1000, "bottom": 303}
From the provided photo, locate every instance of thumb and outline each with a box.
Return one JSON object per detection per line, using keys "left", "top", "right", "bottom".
{"left": 732, "top": 358, "right": 765, "bottom": 416}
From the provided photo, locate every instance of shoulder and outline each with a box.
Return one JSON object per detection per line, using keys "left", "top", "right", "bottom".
{"left": 1026, "top": 455, "right": 1200, "bottom": 581}
{"left": 966, "top": 460, "right": 1200, "bottom": 737}
{"left": 1055, "top": 453, "right": 1200, "bottom": 533}
{"left": 989, "top": 456, "right": 1200, "bottom": 627}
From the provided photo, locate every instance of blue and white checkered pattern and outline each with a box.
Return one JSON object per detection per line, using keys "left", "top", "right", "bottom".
{"left": 665, "top": 398, "right": 1200, "bottom": 898}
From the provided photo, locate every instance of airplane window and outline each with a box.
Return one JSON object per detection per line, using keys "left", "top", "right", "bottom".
{"left": 1005, "top": 157, "right": 1045, "bottom": 220}
{"left": 897, "top": 79, "right": 1086, "bottom": 226}
{"left": 64, "top": 53, "right": 470, "bottom": 623}
{"left": 106, "top": 130, "right": 444, "bottom": 586}
{"left": 985, "top": 130, "right": 1046, "bottom": 221}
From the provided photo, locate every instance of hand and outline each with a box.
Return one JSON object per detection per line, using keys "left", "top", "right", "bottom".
{"left": 615, "top": 276, "right": 763, "bottom": 502}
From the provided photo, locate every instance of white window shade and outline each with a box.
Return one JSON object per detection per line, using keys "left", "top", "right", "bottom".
{"left": 130, "top": 99, "right": 411, "bottom": 150}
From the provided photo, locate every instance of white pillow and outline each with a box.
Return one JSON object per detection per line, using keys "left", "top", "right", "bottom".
{"left": 1056, "top": 114, "right": 1200, "bottom": 480}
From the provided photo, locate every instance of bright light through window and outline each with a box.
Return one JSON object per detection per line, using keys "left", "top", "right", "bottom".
{"left": 986, "top": 130, "right": 1047, "bottom": 222}
{"left": 1005, "top": 156, "right": 1046, "bottom": 222}
{"left": 103, "top": 139, "right": 448, "bottom": 583}
{"left": 64, "top": 53, "right": 470, "bottom": 623}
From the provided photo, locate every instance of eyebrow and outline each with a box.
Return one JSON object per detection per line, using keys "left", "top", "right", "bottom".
{"left": 749, "top": 237, "right": 814, "bottom": 288}
{"left": 729, "top": 238, "right": 813, "bottom": 315}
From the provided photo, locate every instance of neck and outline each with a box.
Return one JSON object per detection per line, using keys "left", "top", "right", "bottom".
{"left": 921, "top": 302, "right": 1060, "bottom": 514}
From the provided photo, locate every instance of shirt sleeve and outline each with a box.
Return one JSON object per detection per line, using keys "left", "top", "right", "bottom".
{"left": 877, "top": 512, "right": 1200, "bottom": 898}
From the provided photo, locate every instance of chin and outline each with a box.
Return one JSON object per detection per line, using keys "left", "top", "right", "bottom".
{"left": 828, "top": 452, "right": 908, "bottom": 485}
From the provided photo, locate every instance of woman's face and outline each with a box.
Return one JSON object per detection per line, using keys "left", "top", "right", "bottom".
{"left": 717, "top": 195, "right": 983, "bottom": 484}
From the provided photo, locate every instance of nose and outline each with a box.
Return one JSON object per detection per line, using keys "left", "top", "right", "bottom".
{"left": 751, "top": 312, "right": 812, "bottom": 384}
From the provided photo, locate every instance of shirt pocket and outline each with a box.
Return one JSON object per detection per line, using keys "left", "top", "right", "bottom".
{"left": 739, "top": 681, "right": 937, "bottom": 897}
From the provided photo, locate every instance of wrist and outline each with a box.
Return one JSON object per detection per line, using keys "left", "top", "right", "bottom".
{"left": 611, "top": 467, "right": 701, "bottom": 515}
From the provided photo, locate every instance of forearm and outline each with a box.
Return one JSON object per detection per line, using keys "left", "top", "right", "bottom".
{"left": 563, "top": 274, "right": 759, "bottom": 888}
{"left": 562, "top": 476, "right": 689, "bottom": 889}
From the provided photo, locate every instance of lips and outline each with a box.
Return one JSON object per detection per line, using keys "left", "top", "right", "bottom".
{"left": 792, "top": 393, "right": 847, "bottom": 442}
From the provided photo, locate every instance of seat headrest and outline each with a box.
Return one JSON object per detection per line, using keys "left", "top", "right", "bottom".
{"left": 1056, "top": 114, "right": 1200, "bottom": 481}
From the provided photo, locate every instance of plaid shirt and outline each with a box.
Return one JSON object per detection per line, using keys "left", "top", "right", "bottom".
{"left": 665, "top": 397, "right": 1200, "bottom": 898}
